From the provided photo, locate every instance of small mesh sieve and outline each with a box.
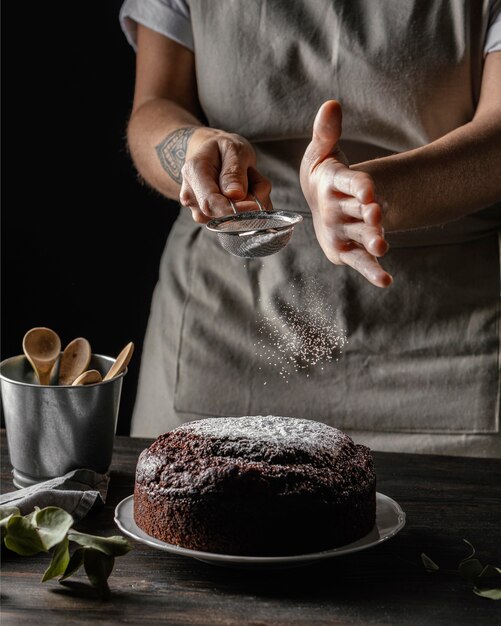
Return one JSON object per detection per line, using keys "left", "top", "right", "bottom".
{"left": 206, "top": 196, "right": 303, "bottom": 258}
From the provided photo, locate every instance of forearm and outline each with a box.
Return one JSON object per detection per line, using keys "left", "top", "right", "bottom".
{"left": 128, "top": 24, "right": 271, "bottom": 222}
{"left": 127, "top": 98, "right": 203, "bottom": 200}
{"left": 354, "top": 113, "right": 501, "bottom": 232}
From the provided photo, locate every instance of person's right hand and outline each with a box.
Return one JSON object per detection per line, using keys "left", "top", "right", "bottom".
{"left": 179, "top": 127, "right": 272, "bottom": 223}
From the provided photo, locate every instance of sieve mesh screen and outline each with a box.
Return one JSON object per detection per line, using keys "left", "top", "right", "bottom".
{"left": 212, "top": 216, "right": 291, "bottom": 233}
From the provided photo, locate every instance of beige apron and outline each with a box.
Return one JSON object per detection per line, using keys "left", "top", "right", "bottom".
{"left": 132, "top": 0, "right": 501, "bottom": 457}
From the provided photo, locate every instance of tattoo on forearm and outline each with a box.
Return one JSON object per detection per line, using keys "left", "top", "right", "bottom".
{"left": 155, "top": 127, "right": 196, "bottom": 184}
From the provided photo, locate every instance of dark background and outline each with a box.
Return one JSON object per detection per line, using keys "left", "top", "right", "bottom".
{"left": 1, "top": 2, "right": 178, "bottom": 434}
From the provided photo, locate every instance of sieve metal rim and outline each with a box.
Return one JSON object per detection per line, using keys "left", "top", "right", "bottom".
{"left": 206, "top": 210, "right": 303, "bottom": 235}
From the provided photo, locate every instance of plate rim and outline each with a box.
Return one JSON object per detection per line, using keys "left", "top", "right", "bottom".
{"left": 114, "top": 492, "right": 405, "bottom": 565}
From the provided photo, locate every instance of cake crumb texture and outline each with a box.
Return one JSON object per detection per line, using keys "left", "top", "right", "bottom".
{"left": 134, "top": 416, "right": 376, "bottom": 555}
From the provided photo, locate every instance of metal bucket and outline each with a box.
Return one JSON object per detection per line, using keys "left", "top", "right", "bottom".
{"left": 0, "top": 354, "right": 125, "bottom": 488}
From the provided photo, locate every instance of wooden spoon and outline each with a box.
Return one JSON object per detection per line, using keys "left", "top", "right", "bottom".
{"left": 58, "top": 337, "right": 92, "bottom": 385}
{"left": 22, "top": 327, "right": 61, "bottom": 385}
{"left": 103, "top": 342, "right": 134, "bottom": 381}
{"left": 72, "top": 369, "right": 103, "bottom": 386}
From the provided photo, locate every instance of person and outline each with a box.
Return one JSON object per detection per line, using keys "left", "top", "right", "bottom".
{"left": 120, "top": 0, "right": 501, "bottom": 457}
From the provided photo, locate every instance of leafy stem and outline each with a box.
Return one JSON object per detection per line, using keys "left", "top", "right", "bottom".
{"left": 421, "top": 539, "right": 501, "bottom": 601}
{"left": 1, "top": 505, "right": 131, "bottom": 597}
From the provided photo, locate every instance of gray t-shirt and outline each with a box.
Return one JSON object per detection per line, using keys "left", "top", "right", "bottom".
{"left": 120, "top": 0, "right": 501, "bottom": 54}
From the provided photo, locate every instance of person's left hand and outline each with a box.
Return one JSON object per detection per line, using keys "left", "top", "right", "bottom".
{"left": 300, "top": 100, "right": 393, "bottom": 288}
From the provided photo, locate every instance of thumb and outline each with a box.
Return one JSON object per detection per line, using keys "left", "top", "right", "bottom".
{"left": 306, "top": 100, "right": 343, "bottom": 167}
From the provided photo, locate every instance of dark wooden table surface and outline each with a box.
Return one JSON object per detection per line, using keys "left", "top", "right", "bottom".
{"left": 1, "top": 430, "right": 500, "bottom": 625}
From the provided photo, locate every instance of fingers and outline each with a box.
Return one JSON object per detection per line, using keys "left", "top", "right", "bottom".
{"left": 322, "top": 161, "right": 376, "bottom": 204}
{"left": 180, "top": 137, "right": 249, "bottom": 219}
{"left": 342, "top": 222, "right": 388, "bottom": 257}
{"left": 303, "top": 100, "right": 343, "bottom": 170}
{"left": 313, "top": 185, "right": 390, "bottom": 284}
{"left": 179, "top": 180, "right": 219, "bottom": 224}
{"left": 337, "top": 198, "right": 382, "bottom": 226}
{"left": 300, "top": 103, "right": 391, "bottom": 287}
{"left": 316, "top": 211, "right": 388, "bottom": 258}
{"left": 219, "top": 137, "right": 255, "bottom": 199}
{"left": 248, "top": 166, "right": 273, "bottom": 210}
{"left": 315, "top": 215, "right": 392, "bottom": 287}
{"left": 339, "top": 246, "right": 393, "bottom": 288}
{"left": 180, "top": 147, "right": 232, "bottom": 220}
{"left": 316, "top": 181, "right": 387, "bottom": 257}
{"left": 180, "top": 137, "right": 272, "bottom": 221}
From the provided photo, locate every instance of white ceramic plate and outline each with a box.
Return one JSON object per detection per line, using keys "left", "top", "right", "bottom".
{"left": 114, "top": 492, "right": 405, "bottom": 569}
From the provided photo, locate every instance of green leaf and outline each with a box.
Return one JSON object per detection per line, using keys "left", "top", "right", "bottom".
{"left": 459, "top": 542, "right": 501, "bottom": 600}
{"left": 420, "top": 540, "right": 501, "bottom": 601}
{"left": 2, "top": 504, "right": 130, "bottom": 596}
{"left": 421, "top": 553, "right": 440, "bottom": 572}
{"left": 33, "top": 507, "right": 74, "bottom": 551}
{"left": 0, "top": 505, "right": 21, "bottom": 522}
{"left": 0, "top": 506, "right": 21, "bottom": 542}
{"left": 459, "top": 558, "right": 484, "bottom": 580}
{"left": 478, "top": 564, "right": 501, "bottom": 578}
{"left": 476, "top": 565, "right": 501, "bottom": 585}
{"left": 473, "top": 587, "right": 501, "bottom": 600}
{"left": 4, "top": 515, "right": 46, "bottom": 555}
{"left": 24, "top": 508, "right": 39, "bottom": 526}
{"left": 83, "top": 549, "right": 114, "bottom": 595}
{"left": 461, "top": 539, "right": 476, "bottom": 563}
{"left": 60, "top": 547, "right": 86, "bottom": 581}
{"left": 42, "top": 537, "right": 70, "bottom": 582}
{"left": 68, "top": 530, "right": 131, "bottom": 556}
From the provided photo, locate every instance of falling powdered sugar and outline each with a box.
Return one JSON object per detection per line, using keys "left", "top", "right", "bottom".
{"left": 254, "top": 273, "right": 347, "bottom": 383}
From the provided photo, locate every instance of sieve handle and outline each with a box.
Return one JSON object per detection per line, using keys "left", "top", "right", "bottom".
{"left": 227, "top": 194, "right": 267, "bottom": 215}
{"left": 252, "top": 194, "right": 266, "bottom": 212}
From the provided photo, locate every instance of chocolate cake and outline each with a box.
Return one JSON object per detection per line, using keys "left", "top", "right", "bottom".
{"left": 134, "top": 416, "right": 376, "bottom": 556}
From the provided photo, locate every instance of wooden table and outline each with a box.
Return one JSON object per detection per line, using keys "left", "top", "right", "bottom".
{"left": 1, "top": 430, "right": 500, "bottom": 625}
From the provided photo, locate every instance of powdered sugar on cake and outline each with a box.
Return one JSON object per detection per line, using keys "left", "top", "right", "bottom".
{"left": 134, "top": 416, "right": 376, "bottom": 554}
{"left": 176, "top": 415, "right": 348, "bottom": 455}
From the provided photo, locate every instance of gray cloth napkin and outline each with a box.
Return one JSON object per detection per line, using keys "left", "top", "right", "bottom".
{"left": 0, "top": 469, "right": 109, "bottom": 522}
